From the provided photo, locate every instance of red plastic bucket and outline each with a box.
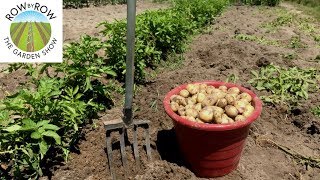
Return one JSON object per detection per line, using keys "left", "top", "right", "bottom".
{"left": 163, "top": 81, "right": 262, "bottom": 177}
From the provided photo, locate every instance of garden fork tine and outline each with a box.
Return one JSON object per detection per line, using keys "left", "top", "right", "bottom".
{"left": 104, "top": 0, "right": 152, "bottom": 179}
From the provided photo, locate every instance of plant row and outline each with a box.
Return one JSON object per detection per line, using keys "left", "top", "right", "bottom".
{"left": 229, "top": 0, "right": 281, "bottom": 6}
{"left": 100, "top": 0, "right": 229, "bottom": 82}
{"left": 63, "top": 0, "right": 127, "bottom": 8}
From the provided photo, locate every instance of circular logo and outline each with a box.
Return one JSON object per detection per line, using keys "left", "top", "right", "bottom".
{"left": 10, "top": 10, "right": 51, "bottom": 52}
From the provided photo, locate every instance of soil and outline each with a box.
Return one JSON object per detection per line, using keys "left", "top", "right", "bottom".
{"left": 1, "top": 2, "right": 320, "bottom": 180}
{"left": 63, "top": 0, "right": 169, "bottom": 42}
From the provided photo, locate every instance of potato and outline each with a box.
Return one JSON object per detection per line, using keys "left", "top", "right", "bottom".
{"left": 206, "top": 86, "right": 215, "bottom": 94}
{"left": 186, "top": 108, "right": 198, "bottom": 118}
{"left": 219, "top": 85, "right": 228, "bottom": 92}
{"left": 191, "top": 94, "right": 197, "bottom": 103}
{"left": 186, "top": 84, "right": 199, "bottom": 95}
{"left": 195, "top": 118, "right": 205, "bottom": 123}
{"left": 179, "top": 89, "right": 190, "bottom": 98}
{"left": 171, "top": 95, "right": 187, "bottom": 106}
{"left": 178, "top": 107, "right": 186, "bottom": 116}
{"left": 199, "top": 109, "right": 214, "bottom": 123}
{"left": 170, "top": 95, "right": 178, "bottom": 101}
{"left": 170, "top": 102, "right": 180, "bottom": 112}
{"left": 205, "top": 106, "right": 224, "bottom": 115}
{"left": 199, "top": 83, "right": 208, "bottom": 90}
{"left": 234, "top": 100, "right": 247, "bottom": 113}
{"left": 225, "top": 94, "right": 236, "bottom": 105}
{"left": 172, "top": 83, "right": 254, "bottom": 125}
{"left": 212, "top": 91, "right": 226, "bottom": 99}
{"left": 243, "top": 110, "right": 253, "bottom": 118}
{"left": 201, "top": 96, "right": 218, "bottom": 106}
{"left": 221, "top": 114, "right": 231, "bottom": 124}
{"left": 214, "top": 114, "right": 223, "bottom": 124}
{"left": 186, "top": 116, "right": 196, "bottom": 122}
{"left": 228, "top": 118, "right": 235, "bottom": 123}
{"left": 235, "top": 115, "right": 246, "bottom": 122}
{"left": 245, "top": 104, "right": 254, "bottom": 113}
{"left": 185, "top": 104, "right": 194, "bottom": 110}
{"left": 239, "top": 92, "right": 252, "bottom": 102}
{"left": 227, "top": 87, "right": 240, "bottom": 95}
{"left": 212, "top": 88, "right": 222, "bottom": 94}
{"left": 216, "top": 98, "right": 228, "bottom": 108}
{"left": 197, "top": 93, "right": 206, "bottom": 103}
{"left": 187, "top": 97, "right": 196, "bottom": 105}
{"left": 194, "top": 103, "right": 202, "bottom": 112}
{"left": 179, "top": 97, "right": 187, "bottom": 106}
{"left": 225, "top": 105, "right": 238, "bottom": 118}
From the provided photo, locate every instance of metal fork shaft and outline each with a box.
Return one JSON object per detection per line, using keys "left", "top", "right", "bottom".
{"left": 124, "top": 0, "right": 137, "bottom": 126}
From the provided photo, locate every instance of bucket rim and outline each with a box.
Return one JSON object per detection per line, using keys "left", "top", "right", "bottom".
{"left": 163, "top": 81, "right": 263, "bottom": 131}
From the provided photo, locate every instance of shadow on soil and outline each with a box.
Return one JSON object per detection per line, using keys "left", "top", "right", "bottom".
{"left": 156, "top": 129, "right": 187, "bottom": 167}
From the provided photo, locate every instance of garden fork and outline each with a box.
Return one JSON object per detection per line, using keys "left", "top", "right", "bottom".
{"left": 103, "top": 0, "right": 151, "bottom": 179}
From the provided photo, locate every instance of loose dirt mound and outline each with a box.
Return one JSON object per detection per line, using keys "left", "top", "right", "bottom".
{"left": 51, "top": 4, "right": 320, "bottom": 180}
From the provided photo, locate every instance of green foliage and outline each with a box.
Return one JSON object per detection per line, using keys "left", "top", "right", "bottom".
{"left": 0, "top": 36, "right": 117, "bottom": 178}
{"left": 226, "top": 74, "right": 239, "bottom": 83}
{"left": 314, "top": 35, "right": 320, "bottom": 46}
{"left": 282, "top": 53, "right": 297, "bottom": 60}
{"left": 231, "top": 0, "right": 281, "bottom": 6}
{"left": 261, "top": 9, "right": 320, "bottom": 46}
{"left": 288, "top": 1, "right": 320, "bottom": 20}
{"left": 235, "top": 34, "right": 280, "bottom": 46}
{"left": 249, "top": 64, "right": 319, "bottom": 106}
{"left": 286, "top": 0, "right": 320, "bottom": 7}
{"left": 288, "top": 36, "right": 306, "bottom": 48}
{"left": 99, "top": 0, "right": 229, "bottom": 82}
{"left": 312, "top": 106, "right": 320, "bottom": 117}
{"left": 262, "top": 11, "right": 295, "bottom": 30}
{"left": 63, "top": 0, "right": 127, "bottom": 8}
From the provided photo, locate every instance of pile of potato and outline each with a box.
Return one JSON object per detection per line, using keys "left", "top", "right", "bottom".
{"left": 170, "top": 83, "right": 255, "bottom": 124}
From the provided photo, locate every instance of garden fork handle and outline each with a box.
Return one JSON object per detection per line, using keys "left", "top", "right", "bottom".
{"left": 124, "top": 0, "right": 136, "bottom": 126}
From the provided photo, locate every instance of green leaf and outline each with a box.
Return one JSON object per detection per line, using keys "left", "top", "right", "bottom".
{"left": 39, "top": 141, "right": 48, "bottom": 159}
{"left": 21, "top": 119, "right": 37, "bottom": 130}
{"left": 85, "top": 77, "right": 91, "bottom": 92}
{"left": 31, "top": 131, "right": 42, "bottom": 139}
{"left": 66, "top": 106, "right": 77, "bottom": 115}
{"left": 75, "top": 94, "right": 83, "bottom": 100}
{"left": 73, "top": 86, "right": 79, "bottom": 96}
{"left": 21, "top": 148, "right": 30, "bottom": 157}
{"left": 42, "top": 124, "right": 60, "bottom": 131}
{"left": 38, "top": 127, "right": 46, "bottom": 134}
{"left": 4, "top": 125, "right": 21, "bottom": 132}
{"left": 44, "top": 105, "right": 49, "bottom": 112}
{"left": 42, "top": 131, "right": 61, "bottom": 145}
{"left": 36, "top": 120, "right": 50, "bottom": 127}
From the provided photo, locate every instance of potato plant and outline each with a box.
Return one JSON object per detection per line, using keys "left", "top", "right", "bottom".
{"left": 63, "top": 0, "right": 126, "bottom": 8}
{"left": 239, "top": 0, "right": 280, "bottom": 6}
{"left": 249, "top": 64, "right": 319, "bottom": 106}
{"left": 312, "top": 106, "right": 320, "bottom": 117}
{"left": 0, "top": 36, "right": 117, "bottom": 179}
{"left": 170, "top": 83, "right": 255, "bottom": 124}
{"left": 235, "top": 34, "right": 280, "bottom": 46}
{"left": 99, "top": 0, "right": 229, "bottom": 82}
